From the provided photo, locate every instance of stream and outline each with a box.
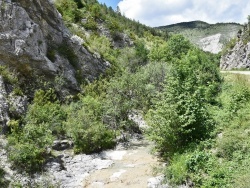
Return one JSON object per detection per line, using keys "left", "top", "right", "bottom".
{"left": 82, "top": 137, "right": 167, "bottom": 188}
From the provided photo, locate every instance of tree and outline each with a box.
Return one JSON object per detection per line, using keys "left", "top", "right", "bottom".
{"left": 147, "top": 49, "right": 220, "bottom": 156}
{"left": 167, "top": 34, "right": 191, "bottom": 59}
{"left": 247, "top": 15, "right": 250, "bottom": 30}
{"left": 55, "top": 0, "right": 82, "bottom": 22}
{"left": 116, "top": 6, "right": 121, "bottom": 16}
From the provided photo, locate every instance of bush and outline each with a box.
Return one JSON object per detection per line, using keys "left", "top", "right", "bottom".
{"left": 165, "top": 154, "right": 189, "bottom": 185}
{"left": 55, "top": 0, "right": 82, "bottom": 23}
{"left": 0, "top": 65, "right": 18, "bottom": 85}
{"left": 0, "top": 167, "right": 9, "bottom": 188}
{"left": 7, "top": 123, "right": 53, "bottom": 173}
{"left": 147, "top": 49, "right": 220, "bottom": 156}
{"left": 26, "top": 89, "right": 67, "bottom": 136}
{"left": 221, "top": 37, "right": 237, "bottom": 55}
{"left": 64, "top": 95, "right": 116, "bottom": 154}
{"left": 7, "top": 89, "right": 65, "bottom": 172}
{"left": 83, "top": 17, "right": 98, "bottom": 30}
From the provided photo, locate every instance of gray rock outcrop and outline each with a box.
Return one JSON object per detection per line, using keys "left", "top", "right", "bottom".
{"left": 0, "top": 0, "right": 109, "bottom": 95}
{"left": 220, "top": 25, "right": 250, "bottom": 70}
{"left": 0, "top": 0, "right": 110, "bottom": 131}
{"left": 199, "top": 33, "right": 223, "bottom": 54}
{"left": 220, "top": 41, "right": 250, "bottom": 70}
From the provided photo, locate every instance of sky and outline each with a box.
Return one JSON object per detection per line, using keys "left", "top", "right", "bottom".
{"left": 98, "top": 0, "right": 250, "bottom": 27}
{"left": 98, "top": 0, "right": 120, "bottom": 9}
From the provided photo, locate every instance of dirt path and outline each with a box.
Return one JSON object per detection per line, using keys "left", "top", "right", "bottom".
{"left": 221, "top": 71, "right": 250, "bottom": 75}
{"left": 82, "top": 138, "right": 166, "bottom": 188}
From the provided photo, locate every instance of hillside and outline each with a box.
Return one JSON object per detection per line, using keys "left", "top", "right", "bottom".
{"left": 1, "top": 0, "right": 249, "bottom": 187}
{"left": 157, "top": 21, "right": 243, "bottom": 53}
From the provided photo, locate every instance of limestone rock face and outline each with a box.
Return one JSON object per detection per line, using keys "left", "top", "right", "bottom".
{"left": 0, "top": 0, "right": 109, "bottom": 94}
{"left": 199, "top": 33, "right": 223, "bottom": 54}
{"left": 0, "top": 0, "right": 110, "bottom": 132}
{"left": 220, "top": 41, "right": 250, "bottom": 70}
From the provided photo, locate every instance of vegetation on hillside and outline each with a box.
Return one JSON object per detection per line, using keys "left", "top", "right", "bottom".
{"left": 161, "top": 74, "right": 250, "bottom": 187}
{"left": 2, "top": 0, "right": 250, "bottom": 187}
{"left": 157, "top": 21, "right": 243, "bottom": 50}
{"left": 3, "top": 0, "right": 170, "bottom": 173}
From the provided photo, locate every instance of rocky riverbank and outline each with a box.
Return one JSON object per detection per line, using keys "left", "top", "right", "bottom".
{"left": 0, "top": 134, "right": 169, "bottom": 188}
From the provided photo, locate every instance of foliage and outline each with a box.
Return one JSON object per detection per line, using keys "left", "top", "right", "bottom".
{"left": 134, "top": 40, "right": 149, "bottom": 65}
{"left": 0, "top": 167, "right": 9, "bottom": 188}
{"left": 55, "top": 0, "right": 83, "bottom": 23}
{"left": 83, "top": 17, "right": 98, "bottom": 30}
{"left": 147, "top": 48, "right": 220, "bottom": 156}
{"left": 167, "top": 34, "right": 191, "bottom": 59}
{"left": 87, "top": 35, "right": 112, "bottom": 59}
{"left": 0, "top": 65, "right": 18, "bottom": 85}
{"left": 7, "top": 122, "right": 53, "bottom": 173}
{"left": 221, "top": 37, "right": 237, "bottom": 55}
{"left": 164, "top": 74, "right": 250, "bottom": 187}
{"left": 64, "top": 95, "right": 116, "bottom": 154}
{"left": 148, "top": 34, "right": 191, "bottom": 62}
{"left": 165, "top": 154, "right": 188, "bottom": 185}
{"left": 7, "top": 89, "right": 66, "bottom": 172}
{"left": 148, "top": 40, "right": 168, "bottom": 62}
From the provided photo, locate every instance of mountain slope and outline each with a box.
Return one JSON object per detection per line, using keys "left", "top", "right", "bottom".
{"left": 157, "top": 21, "right": 243, "bottom": 53}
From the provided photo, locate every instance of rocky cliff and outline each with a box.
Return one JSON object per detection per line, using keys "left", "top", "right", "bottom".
{"left": 0, "top": 0, "right": 110, "bottom": 132}
{"left": 0, "top": 0, "right": 109, "bottom": 93}
{"left": 220, "top": 29, "right": 250, "bottom": 70}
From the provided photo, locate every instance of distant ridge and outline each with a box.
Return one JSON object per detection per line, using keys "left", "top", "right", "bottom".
{"left": 156, "top": 21, "right": 243, "bottom": 53}
{"left": 156, "top": 20, "right": 209, "bottom": 30}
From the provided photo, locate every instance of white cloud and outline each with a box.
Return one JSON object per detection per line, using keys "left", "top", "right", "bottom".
{"left": 118, "top": 0, "right": 250, "bottom": 26}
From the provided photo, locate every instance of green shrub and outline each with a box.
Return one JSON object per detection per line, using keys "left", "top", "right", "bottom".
{"left": 7, "top": 122, "right": 53, "bottom": 173}
{"left": 64, "top": 95, "right": 116, "bottom": 154}
{"left": 0, "top": 65, "right": 18, "bottom": 85}
{"left": 147, "top": 49, "right": 220, "bottom": 156}
{"left": 228, "top": 87, "right": 250, "bottom": 113}
{"left": 221, "top": 37, "right": 237, "bottom": 55}
{"left": 0, "top": 167, "right": 9, "bottom": 188}
{"left": 87, "top": 35, "right": 112, "bottom": 60}
{"left": 165, "top": 154, "right": 189, "bottom": 185}
{"left": 83, "top": 17, "right": 98, "bottom": 30}
{"left": 186, "top": 151, "right": 210, "bottom": 173}
{"left": 27, "top": 89, "right": 67, "bottom": 136}
{"left": 55, "top": 0, "right": 82, "bottom": 23}
{"left": 7, "top": 89, "right": 65, "bottom": 172}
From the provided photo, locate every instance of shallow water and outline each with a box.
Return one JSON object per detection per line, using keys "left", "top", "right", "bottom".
{"left": 82, "top": 138, "right": 164, "bottom": 188}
